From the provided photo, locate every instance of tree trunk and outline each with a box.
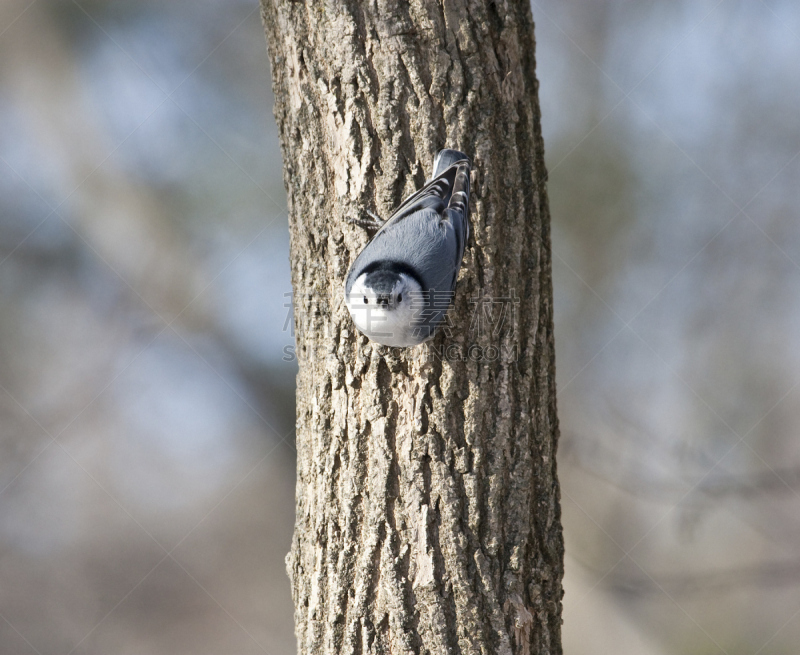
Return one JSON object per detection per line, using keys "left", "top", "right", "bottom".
{"left": 259, "top": 2, "right": 563, "bottom": 653}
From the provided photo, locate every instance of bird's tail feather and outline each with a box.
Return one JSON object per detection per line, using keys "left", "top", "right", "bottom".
{"left": 432, "top": 148, "right": 469, "bottom": 178}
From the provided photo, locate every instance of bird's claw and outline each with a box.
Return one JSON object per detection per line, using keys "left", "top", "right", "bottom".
{"left": 348, "top": 210, "right": 385, "bottom": 231}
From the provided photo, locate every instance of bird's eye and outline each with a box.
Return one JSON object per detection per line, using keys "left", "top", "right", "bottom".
{"left": 397, "top": 293, "right": 403, "bottom": 303}
{"left": 363, "top": 296, "right": 368, "bottom": 304}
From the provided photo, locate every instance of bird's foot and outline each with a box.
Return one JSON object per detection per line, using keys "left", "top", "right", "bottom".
{"left": 348, "top": 210, "right": 385, "bottom": 232}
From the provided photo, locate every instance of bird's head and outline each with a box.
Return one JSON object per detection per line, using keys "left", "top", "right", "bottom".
{"left": 345, "top": 268, "right": 423, "bottom": 346}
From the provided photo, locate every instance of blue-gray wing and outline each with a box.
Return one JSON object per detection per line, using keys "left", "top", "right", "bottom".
{"left": 346, "top": 151, "right": 471, "bottom": 296}
{"left": 443, "top": 160, "right": 470, "bottom": 287}
{"left": 382, "top": 152, "right": 470, "bottom": 230}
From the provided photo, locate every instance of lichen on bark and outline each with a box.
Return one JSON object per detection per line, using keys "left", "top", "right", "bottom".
{"left": 260, "top": 1, "right": 563, "bottom": 653}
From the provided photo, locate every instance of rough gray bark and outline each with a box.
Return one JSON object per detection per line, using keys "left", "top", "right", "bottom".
{"left": 260, "top": 2, "right": 563, "bottom": 653}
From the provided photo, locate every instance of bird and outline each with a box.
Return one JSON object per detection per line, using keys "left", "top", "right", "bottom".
{"left": 344, "top": 148, "right": 471, "bottom": 347}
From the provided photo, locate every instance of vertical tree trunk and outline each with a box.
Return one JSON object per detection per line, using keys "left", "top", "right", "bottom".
{"left": 260, "top": 2, "right": 563, "bottom": 653}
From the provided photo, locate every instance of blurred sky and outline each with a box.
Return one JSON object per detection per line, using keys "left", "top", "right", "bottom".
{"left": 1, "top": 1, "right": 799, "bottom": 654}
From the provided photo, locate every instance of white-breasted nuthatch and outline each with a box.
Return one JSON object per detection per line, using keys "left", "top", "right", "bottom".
{"left": 344, "top": 148, "right": 471, "bottom": 347}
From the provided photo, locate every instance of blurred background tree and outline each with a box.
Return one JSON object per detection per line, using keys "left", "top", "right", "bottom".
{"left": 1, "top": 1, "right": 799, "bottom": 654}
